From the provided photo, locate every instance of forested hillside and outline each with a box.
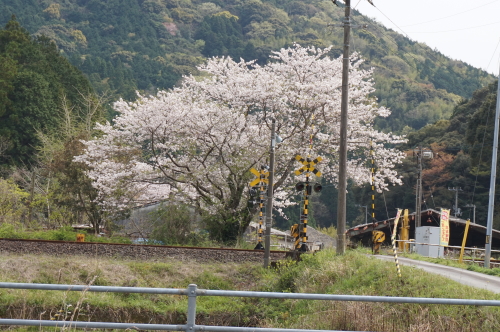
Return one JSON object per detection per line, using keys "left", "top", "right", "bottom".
{"left": 0, "top": 17, "right": 105, "bottom": 232}
{"left": 0, "top": 0, "right": 494, "bottom": 134}
{"left": 350, "top": 82, "right": 500, "bottom": 229}
{"left": 1, "top": 0, "right": 499, "bottom": 234}
{"left": 0, "top": 17, "right": 93, "bottom": 165}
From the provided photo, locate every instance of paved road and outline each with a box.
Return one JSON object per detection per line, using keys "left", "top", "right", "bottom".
{"left": 373, "top": 255, "right": 500, "bottom": 294}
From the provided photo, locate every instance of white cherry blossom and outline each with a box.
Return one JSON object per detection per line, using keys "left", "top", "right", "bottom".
{"left": 75, "top": 44, "right": 406, "bottom": 237}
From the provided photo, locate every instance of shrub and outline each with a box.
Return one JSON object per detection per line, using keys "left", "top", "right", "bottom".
{"left": 149, "top": 204, "right": 204, "bottom": 246}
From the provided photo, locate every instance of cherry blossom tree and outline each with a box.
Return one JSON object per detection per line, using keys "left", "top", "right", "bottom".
{"left": 76, "top": 44, "right": 405, "bottom": 242}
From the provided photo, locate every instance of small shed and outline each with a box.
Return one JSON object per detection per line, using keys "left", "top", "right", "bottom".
{"left": 346, "top": 208, "right": 500, "bottom": 249}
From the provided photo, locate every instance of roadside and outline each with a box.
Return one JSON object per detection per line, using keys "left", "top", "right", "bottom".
{"left": 373, "top": 255, "right": 500, "bottom": 294}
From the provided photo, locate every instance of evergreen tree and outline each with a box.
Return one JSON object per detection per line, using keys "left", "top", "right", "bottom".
{"left": 0, "top": 16, "right": 93, "bottom": 166}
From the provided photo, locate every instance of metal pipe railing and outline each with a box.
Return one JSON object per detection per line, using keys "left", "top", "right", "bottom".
{"left": 394, "top": 240, "right": 500, "bottom": 254}
{"left": 2, "top": 282, "right": 500, "bottom": 331}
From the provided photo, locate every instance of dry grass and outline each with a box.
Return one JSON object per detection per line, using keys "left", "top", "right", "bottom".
{"left": 2, "top": 250, "right": 500, "bottom": 331}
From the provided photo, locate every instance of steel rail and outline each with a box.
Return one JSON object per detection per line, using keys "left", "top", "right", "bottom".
{"left": 0, "top": 238, "right": 288, "bottom": 253}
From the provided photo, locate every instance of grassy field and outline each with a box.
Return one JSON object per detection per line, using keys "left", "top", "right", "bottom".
{"left": 1, "top": 249, "right": 500, "bottom": 331}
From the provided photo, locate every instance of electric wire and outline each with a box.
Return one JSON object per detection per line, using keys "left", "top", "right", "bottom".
{"left": 467, "top": 85, "right": 496, "bottom": 220}
{"left": 429, "top": 187, "right": 436, "bottom": 208}
{"left": 353, "top": 0, "right": 362, "bottom": 10}
{"left": 400, "top": 0, "right": 500, "bottom": 28}
{"left": 486, "top": 38, "right": 500, "bottom": 74}
{"left": 348, "top": 11, "right": 440, "bottom": 70}
{"left": 407, "top": 20, "right": 500, "bottom": 34}
{"left": 331, "top": 1, "right": 495, "bottom": 223}
{"left": 358, "top": 6, "right": 449, "bottom": 67}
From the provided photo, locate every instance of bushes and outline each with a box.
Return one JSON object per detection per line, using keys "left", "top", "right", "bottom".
{"left": 149, "top": 203, "right": 205, "bottom": 246}
{"left": 0, "top": 178, "right": 28, "bottom": 224}
{"left": 0, "top": 223, "right": 131, "bottom": 243}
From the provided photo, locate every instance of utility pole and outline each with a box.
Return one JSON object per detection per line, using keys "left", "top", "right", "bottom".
{"left": 448, "top": 187, "right": 462, "bottom": 217}
{"left": 335, "top": 0, "right": 351, "bottom": 255}
{"left": 484, "top": 65, "right": 500, "bottom": 268}
{"left": 465, "top": 204, "right": 476, "bottom": 224}
{"left": 330, "top": 1, "right": 367, "bottom": 255}
{"left": 263, "top": 119, "right": 276, "bottom": 268}
{"left": 415, "top": 147, "right": 422, "bottom": 227}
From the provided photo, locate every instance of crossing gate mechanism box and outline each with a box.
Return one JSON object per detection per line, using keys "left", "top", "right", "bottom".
{"left": 415, "top": 226, "right": 443, "bottom": 258}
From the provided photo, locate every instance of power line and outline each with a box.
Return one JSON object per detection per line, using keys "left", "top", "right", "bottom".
{"left": 349, "top": 5, "right": 495, "bottom": 99}
{"left": 486, "top": 38, "right": 500, "bottom": 74}
{"left": 407, "top": 19, "right": 500, "bottom": 34}
{"left": 400, "top": 0, "right": 500, "bottom": 28}
{"left": 349, "top": 9, "right": 444, "bottom": 69}
{"left": 362, "top": 6, "right": 452, "bottom": 68}
{"left": 469, "top": 85, "right": 496, "bottom": 208}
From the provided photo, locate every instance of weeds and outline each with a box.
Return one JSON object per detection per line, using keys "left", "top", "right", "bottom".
{"left": 2, "top": 249, "right": 500, "bottom": 331}
{"left": 0, "top": 223, "right": 131, "bottom": 243}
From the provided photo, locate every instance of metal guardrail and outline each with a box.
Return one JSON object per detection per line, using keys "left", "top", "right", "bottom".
{"left": 395, "top": 239, "right": 500, "bottom": 253}
{"left": 2, "top": 282, "right": 500, "bottom": 331}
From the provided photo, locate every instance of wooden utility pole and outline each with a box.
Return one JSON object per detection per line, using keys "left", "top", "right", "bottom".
{"left": 330, "top": 1, "right": 367, "bottom": 254}
{"left": 336, "top": 0, "right": 352, "bottom": 255}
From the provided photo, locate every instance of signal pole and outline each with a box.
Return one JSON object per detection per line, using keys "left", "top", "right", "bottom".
{"left": 263, "top": 119, "right": 276, "bottom": 268}
{"left": 415, "top": 147, "right": 422, "bottom": 227}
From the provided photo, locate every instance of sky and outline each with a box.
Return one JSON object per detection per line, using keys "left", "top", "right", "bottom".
{"left": 351, "top": 0, "right": 500, "bottom": 75}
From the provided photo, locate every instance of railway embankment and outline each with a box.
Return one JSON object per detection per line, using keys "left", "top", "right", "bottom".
{"left": 0, "top": 238, "right": 287, "bottom": 263}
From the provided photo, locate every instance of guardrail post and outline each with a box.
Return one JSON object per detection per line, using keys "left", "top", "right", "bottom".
{"left": 186, "top": 284, "right": 197, "bottom": 332}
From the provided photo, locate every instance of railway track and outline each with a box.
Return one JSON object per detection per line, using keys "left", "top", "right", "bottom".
{"left": 0, "top": 238, "right": 290, "bottom": 263}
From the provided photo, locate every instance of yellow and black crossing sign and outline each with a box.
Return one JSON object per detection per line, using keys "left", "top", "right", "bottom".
{"left": 249, "top": 166, "right": 269, "bottom": 250}
{"left": 294, "top": 155, "right": 322, "bottom": 177}
{"left": 249, "top": 167, "right": 269, "bottom": 187}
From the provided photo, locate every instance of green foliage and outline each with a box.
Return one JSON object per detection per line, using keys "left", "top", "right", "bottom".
{"left": 0, "top": 0, "right": 493, "bottom": 135}
{"left": 0, "top": 16, "right": 93, "bottom": 166}
{"left": 2, "top": 250, "right": 500, "bottom": 331}
{"left": 379, "top": 81, "right": 500, "bottom": 227}
{"left": 202, "top": 213, "right": 241, "bottom": 245}
{"left": 0, "top": 222, "right": 21, "bottom": 238}
{"left": 318, "top": 225, "right": 337, "bottom": 238}
{"left": 0, "top": 223, "right": 131, "bottom": 243}
{"left": 0, "top": 178, "right": 28, "bottom": 224}
{"left": 149, "top": 204, "right": 205, "bottom": 246}
{"left": 0, "top": 0, "right": 497, "bottom": 235}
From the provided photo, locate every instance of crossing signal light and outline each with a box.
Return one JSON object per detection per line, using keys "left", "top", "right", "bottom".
{"left": 249, "top": 188, "right": 257, "bottom": 197}
{"left": 295, "top": 182, "right": 305, "bottom": 191}
{"left": 313, "top": 183, "right": 322, "bottom": 193}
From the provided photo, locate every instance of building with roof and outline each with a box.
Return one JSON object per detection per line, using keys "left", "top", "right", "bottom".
{"left": 347, "top": 208, "right": 500, "bottom": 249}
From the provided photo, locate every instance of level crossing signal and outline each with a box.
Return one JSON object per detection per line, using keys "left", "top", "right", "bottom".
{"left": 249, "top": 166, "right": 269, "bottom": 250}
{"left": 294, "top": 155, "right": 322, "bottom": 177}
{"left": 292, "top": 155, "right": 322, "bottom": 252}
{"left": 249, "top": 166, "right": 269, "bottom": 187}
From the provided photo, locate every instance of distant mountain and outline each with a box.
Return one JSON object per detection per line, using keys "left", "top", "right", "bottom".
{"left": 0, "top": 0, "right": 494, "bottom": 134}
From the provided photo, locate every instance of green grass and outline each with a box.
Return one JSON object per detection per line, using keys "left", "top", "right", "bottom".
{"left": 1, "top": 249, "right": 500, "bottom": 331}
{"left": 0, "top": 223, "right": 131, "bottom": 244}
